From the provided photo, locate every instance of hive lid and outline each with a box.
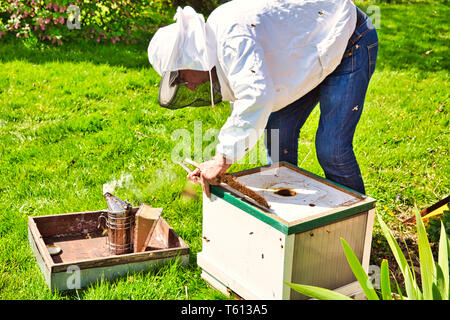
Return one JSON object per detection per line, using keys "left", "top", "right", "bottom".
{"left": 210, "top": 162, "right": 376, "bottom": 235}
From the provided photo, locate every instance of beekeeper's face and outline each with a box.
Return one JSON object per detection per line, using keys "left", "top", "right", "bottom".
{"left": 157, "top": 68, "right": 222, "bottom": 110}
{"left": 177, "top": 69, "right": 210, "bottom": 91}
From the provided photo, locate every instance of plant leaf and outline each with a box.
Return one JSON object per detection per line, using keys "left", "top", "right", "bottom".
{"left": 403, "top": 263, "right": 420, "bottom": 300}
{"left": 437, "top": 220, "right": 449, "bottom": 300}
{"left": 376, "top": 213, "right": 419, "bottom": 299}
{"left": 393, "top": 276, "right": 404, "bottom": 300}
{"left": 415, "top": 208, "right": 436, "bottom": 300}
{"left": 285, "top": 282, "right": 352, "bottom": 300}
{"left": 432, "top": 283, "right": 443, "bottom": 300}
{"left": 380, "top": 259, "right": 392, "bottom": 300}
{"left": 434, "top": 264, "right": 446, "bottom": 300}
{"left": 340, "top": 238, "right": 379, "bottom": 300}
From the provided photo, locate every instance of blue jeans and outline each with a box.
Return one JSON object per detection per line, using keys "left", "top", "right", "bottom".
{"left": 265, "top": 9, "right": 378, "bottom": 195}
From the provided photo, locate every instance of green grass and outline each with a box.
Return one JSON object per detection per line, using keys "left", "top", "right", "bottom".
{"left": 0, "top": 2, "right": 448, "bottom": 299}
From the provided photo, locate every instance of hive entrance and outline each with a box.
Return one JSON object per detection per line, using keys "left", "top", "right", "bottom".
{"left": 274, "top": 188, "right": 296, "bottom": 197}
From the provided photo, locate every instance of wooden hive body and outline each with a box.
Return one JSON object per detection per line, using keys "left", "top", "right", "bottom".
{"left": 197, "top": 162, "right": 376, "bottom": 300}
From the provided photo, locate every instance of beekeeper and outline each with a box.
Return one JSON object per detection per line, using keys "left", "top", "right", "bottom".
{"left": 148, "top": 0, "right": 378, "bottom": 197}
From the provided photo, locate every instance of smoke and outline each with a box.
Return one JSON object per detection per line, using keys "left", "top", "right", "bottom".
{"left": 102, "top": 172, "right": 134, "bottom": 195}
{"left": 102, "top": 166, "right": 182, "bottom": 204}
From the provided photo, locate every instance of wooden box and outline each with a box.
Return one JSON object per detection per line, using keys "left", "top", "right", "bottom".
{"left": 28, "top": 207, "right": 189, "bottom": 292}
{"left": 197, "top": 162, "right": 376, "bottom": 300}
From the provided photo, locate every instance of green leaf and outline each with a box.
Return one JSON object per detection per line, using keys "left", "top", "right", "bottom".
{"left": 285, "top": 282, "right": 352, "bottom": 300}
{"left": 393, "top": 276, "right": 404, "bottom": 300}
{"left": 437, "top": 221, "right": 449, "bottom": 300}
{"left": 415, "top": 208, "right": 436, "bottom": 300}
{"left": 435, "top": 264, "right": 446, "bottom": 300}
{"left": 376, "top": 213, "right": 419, "bottom": 299}
{"left": 380, "top": 259, "right": 392, "bottom": 300}
{"left": 403, "top": 264, "right": 421, "bottom": 300}
{"left": 340, "top": 238, "right": 379, "bottom": 300}
{"left": 432, "top": 283, "right": 442, "bottom": 300}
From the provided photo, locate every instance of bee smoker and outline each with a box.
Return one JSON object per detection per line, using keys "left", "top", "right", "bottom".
{"left": 98, "top": 192, "right": 134, "bottom": 255}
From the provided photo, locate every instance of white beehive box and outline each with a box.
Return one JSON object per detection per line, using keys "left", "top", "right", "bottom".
{"left": 197, "top": 162, "right": 376, "bottom": 300}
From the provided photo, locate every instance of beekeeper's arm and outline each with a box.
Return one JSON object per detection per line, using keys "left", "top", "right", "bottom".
{"left": 189, "top": 36, "right": 275, "bottom": 197}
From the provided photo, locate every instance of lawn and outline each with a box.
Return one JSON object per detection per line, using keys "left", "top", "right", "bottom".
{"left": 0, "top": 1, "right": 448, "bottom": 299}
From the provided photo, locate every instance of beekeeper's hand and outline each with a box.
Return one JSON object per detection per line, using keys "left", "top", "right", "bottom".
{"left": 187, "top": 154, "right": 232, "bottom": 198}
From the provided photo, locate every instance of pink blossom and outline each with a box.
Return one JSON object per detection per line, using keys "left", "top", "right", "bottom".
{"left": 96, "top": 37, "right": 100, "bottom": 43}
{"left": 23, "top": 11, "right": 28, "bottom": 17}
{"left": 16, "top": 33, "right": 20, "bottom": 38}
{"left": 59, "top": 17, "right": 65, "bottom": 24}
{"left": 45, "top": 19, "right": 50, "bottom": 24}
{"left": 90, "top": 34, "right": 94, "bottom": 39}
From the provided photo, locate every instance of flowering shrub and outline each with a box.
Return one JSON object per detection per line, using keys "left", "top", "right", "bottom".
{"left": 0, "top": 0, "right": 175, "bottom": 45}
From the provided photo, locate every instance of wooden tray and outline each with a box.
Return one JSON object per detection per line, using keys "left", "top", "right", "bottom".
{"left": 28, "top": 207, "right": 189, "bottom": 292}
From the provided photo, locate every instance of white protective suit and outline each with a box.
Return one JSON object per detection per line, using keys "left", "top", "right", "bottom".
{"left": 148, "top": 0, "right": 357, "bottom": 163}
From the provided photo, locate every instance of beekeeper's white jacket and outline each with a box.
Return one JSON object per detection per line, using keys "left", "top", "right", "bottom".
{"left": 148, "top": 0, "right": 357, "bottom": 162}
{"left": 208, "top": 0, "right": 356, "bottom": 162}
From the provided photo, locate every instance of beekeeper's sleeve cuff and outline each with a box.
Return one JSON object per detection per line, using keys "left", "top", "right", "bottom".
{"left": 215, "top": 144, "right": 240, "bottom": 164}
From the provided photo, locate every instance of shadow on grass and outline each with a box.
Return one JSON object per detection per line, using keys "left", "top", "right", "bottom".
{"left": 0, "top": 37, "right": 151, "bottom": 70}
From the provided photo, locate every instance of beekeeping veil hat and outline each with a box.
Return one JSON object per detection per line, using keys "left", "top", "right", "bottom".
{"left": 148, "top": 6, "right": 221, "bottom": 109}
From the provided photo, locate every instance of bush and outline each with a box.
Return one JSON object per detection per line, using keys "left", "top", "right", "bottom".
{"left": 172, "top": 0, "right": 221, "bottom": 15}
{"left": 0, "top": 0, "right": 175, "bottom": 45}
